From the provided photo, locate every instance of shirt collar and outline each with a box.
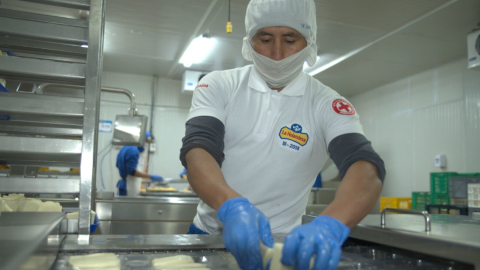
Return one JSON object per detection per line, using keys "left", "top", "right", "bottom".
{"left": 248, "top": 66, "right": 307, "bottom": 96}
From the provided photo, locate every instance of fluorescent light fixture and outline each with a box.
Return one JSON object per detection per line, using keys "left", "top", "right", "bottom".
{"left": 179, "top": 36, "right": 215, "bottom": 68}
{"left": 81, "top": 44, "right": 88, "bottom": 48}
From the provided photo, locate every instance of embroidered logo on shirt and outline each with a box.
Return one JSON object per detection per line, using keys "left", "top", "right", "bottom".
{"left": 194, "top": 84, "right": 209, "bottom": 90}
{"left": 332, "top": 99, "right": 356, "bottom": 115}
{"left": 279, "top": 124, "right": 309, "bottom": 151}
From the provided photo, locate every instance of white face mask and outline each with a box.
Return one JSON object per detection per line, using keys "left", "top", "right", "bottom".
{"left": 251, "top": 43, "right": 310, "bottom": 89}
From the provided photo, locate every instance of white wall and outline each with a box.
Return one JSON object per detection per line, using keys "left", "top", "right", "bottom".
{"left": 96, "top": 72, "right": 192, "bottom": 192}
{"left": 348, "top": 58, "right": 480, "bottom": 198}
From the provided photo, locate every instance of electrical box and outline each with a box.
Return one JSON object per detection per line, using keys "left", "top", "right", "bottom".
{"left": 467, "top": 29, "right": 480, "bottom": 70}
{"left": 112, "top": 115, "right": 148, "bottom": 146}
{"left": 435, "top": 154, "right": 447, "bottom": 168}
{"left": 149, "top": 142, "right": 156, "bottom": 153}
{"left": 182, "top": 70, "right": 208, "bottom": 94}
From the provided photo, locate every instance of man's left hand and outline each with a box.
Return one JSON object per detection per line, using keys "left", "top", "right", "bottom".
{"left": 150, "top": 174, "right": 164, "bottom": 182}
{"left": 281, "top": 215, "right": 350, "bottom": 270}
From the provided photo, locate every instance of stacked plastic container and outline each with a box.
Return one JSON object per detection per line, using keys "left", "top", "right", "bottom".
{"left": 413, "top": 172, "right": 480, "bottom": 216}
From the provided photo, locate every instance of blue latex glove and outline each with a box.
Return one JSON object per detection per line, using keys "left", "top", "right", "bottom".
{"left": 218, "top": 197, "right": 274, "bottom": 270}
{"left": 282, "top": 215, "right": 350, "bottom": 270}
{"left": 150, "top": 174, "right": 164, "bottom": 182}
{"left": 179, "top": 168, "right": 187, "bottom": 179}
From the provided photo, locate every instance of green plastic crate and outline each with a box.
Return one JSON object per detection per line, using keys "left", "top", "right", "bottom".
{"left": 431, "top": 194, "right": 450, "bottom": 205}
{"left": 430, "top": 172, "right": 458, "bottom": 196}
{"left": 412, "top": 192, "right": 431, "bottom": 210}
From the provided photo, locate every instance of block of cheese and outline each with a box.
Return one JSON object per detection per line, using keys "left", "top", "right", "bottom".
{"left": 152, "top": 255, "right": 212, "bottom": 269}
{"left": 2, "top": 196, "right": 20, "bottom": 212}
{"left": 152, "top": 255, "right": 194, "bottom": 267}
{"left": 69, "top": 253, "right": 120, "bottom": 269}
{"left": 66, "top": 210, "right": 96, "bottom": 224}
{"left": 18, "top": 198, "right": 43, "bottom": 212}
{"left": 154, "top": 263, "right": 209, "bottom": 269}
{"left": 262, "top": 243, "right": 315, "bottom": 270}
{"left": 39, "top": 201, "right": 62, "bottom": 212}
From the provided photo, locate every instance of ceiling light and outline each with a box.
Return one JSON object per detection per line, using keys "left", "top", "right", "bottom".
{"left": 81, "top": 44, "right": 88, "bottom": 48}
{"left": 179, "top": 35, "right": 215, "bottom": 68}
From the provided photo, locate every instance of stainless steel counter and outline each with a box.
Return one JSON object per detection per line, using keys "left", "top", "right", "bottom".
{"left": 95, "top": 197, "right": 200, "bottom": 235}
{"left": 54, "top": 234, "right": 471, "bottom": 270}
{"left": 304, "top": 214, "right": 480, "bottom": 269}
{"left": 0, "top": 212, "right": 65, "bottom": 270}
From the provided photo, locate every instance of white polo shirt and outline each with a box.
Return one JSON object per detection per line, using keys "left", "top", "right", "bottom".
{"left": 187, "top": 65, "right": 364, "bottom": 234}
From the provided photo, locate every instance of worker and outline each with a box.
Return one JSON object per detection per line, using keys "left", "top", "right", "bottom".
{"left": 116, "top": 131, "right": 163, "bottom": 196}
{"left": 179, "top": 168, "right": 188, "bottom": 179}
{"left": 180, "top": 0, "right": 385, "bottom": 270}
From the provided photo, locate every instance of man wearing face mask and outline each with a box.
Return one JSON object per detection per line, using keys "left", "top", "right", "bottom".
{"left": 116, "top": 131, "right": 164, "bottom": 196}
{"left": 180, "top": 0, "right": 385, "bottom": 269}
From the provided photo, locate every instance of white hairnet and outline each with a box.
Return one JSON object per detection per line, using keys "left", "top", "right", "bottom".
{"left": 242, "top": 0, "right": 318, "bottom": 67}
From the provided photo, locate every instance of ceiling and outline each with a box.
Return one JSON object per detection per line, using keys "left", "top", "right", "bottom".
{"left": 3, "top": 0, "right": 480, "bottom": 97}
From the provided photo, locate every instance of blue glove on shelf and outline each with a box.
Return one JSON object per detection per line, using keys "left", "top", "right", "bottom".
{"left": 282, "top": 215, "right": 350, "bottom": 270}
{"left": 150, "top": 174, "right": 164, "bottom": 182}
{"left": 218, "top": 197, "right": 274, "bottom": 270}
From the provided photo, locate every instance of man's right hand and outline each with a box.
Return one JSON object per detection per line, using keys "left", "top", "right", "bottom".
{"left": 217, "top": 197, "right": 274, "bottom": 270}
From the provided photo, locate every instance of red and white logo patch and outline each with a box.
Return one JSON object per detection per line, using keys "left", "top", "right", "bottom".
{"left": 332, "top": 99, "right": 356, "bottom": 115}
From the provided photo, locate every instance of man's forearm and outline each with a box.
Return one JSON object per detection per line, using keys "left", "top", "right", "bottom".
{"left": 133, "top": 170, "right": 151, "bottom": 179}
{"left": 185, "top": 147, "right": 241, "bottom": 210}
{"left": 320, "top": 160, "right": 383, "bottom": 228}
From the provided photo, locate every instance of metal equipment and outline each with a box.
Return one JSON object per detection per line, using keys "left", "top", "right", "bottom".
{"left": 37, "top": 83, "right": 149, "bottom": 146}
{"left": 0, "top": 0, "right": 106, "bottom": 234}
{"left": 304, "top": 213, "right": 480, "bottom": 269}
{"left": 95, "top": 196, "right": 199, "bottom": 235}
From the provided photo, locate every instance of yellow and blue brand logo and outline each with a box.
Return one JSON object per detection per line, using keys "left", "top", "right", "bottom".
{"left": 279, "top": 124, "right": 309, "bottom": 146}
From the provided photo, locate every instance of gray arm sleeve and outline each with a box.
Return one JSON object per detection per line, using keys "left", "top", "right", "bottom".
{"left": 180, "top": 116, "right": 225, "bottom": 168}
{"left": 328, "top": 133, "right": 386, "bottom": 183}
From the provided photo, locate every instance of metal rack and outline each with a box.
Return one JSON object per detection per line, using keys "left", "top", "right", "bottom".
{"left": 0, "top": 0, "right": 106, "bottom": 235}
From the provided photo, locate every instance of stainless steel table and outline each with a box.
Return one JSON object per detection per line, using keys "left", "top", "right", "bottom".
{"left": 304, "top": 214, "right": 480, "bottom": 270}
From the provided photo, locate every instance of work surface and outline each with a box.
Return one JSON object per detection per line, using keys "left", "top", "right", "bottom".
{"left": 53, "top": 233, "right": 471, "bottom": 270}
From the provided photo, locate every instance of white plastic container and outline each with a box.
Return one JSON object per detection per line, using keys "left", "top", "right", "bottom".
{"left": 468, "top": 183, "right": 480, "bottom": 207}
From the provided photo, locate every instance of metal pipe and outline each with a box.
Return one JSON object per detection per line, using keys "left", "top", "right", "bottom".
{"left": 37, "top": 83, "right": 138, "bottom": 116}
{"left": 380, "top": 208, "right": 431, "bottom": 232}
{"left": 101, "top": 87, "right": 137, "bottom": 116}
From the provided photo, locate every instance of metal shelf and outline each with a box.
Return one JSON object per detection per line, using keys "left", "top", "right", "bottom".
{"left": 0, "top": 9, "right": 88, "bottom": 28}
{"left": 0, "top": 36, "right": 87, "bottom": 59}
{"left": 0, "top": 0, "right": 105, "bottom": 236}
{"left": 18, "top": 0, "right": 91, "bottom": 10}
{"left": 0, "top": 10, "right": 88, "bottom": 45}
{"left": 0, "top": 122, "right": 83, "bottom": 137}
{"left": 0, "top": 92, "right": 84, "bottom": 117}
{"left": 0, "top": 56, "right": 85, "bottom": 84}
{"left": 0, "top": 177, "right": 79, "bottom": 193}
{"left": 0, "top": 136, "right": 81, "bottom": 167}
